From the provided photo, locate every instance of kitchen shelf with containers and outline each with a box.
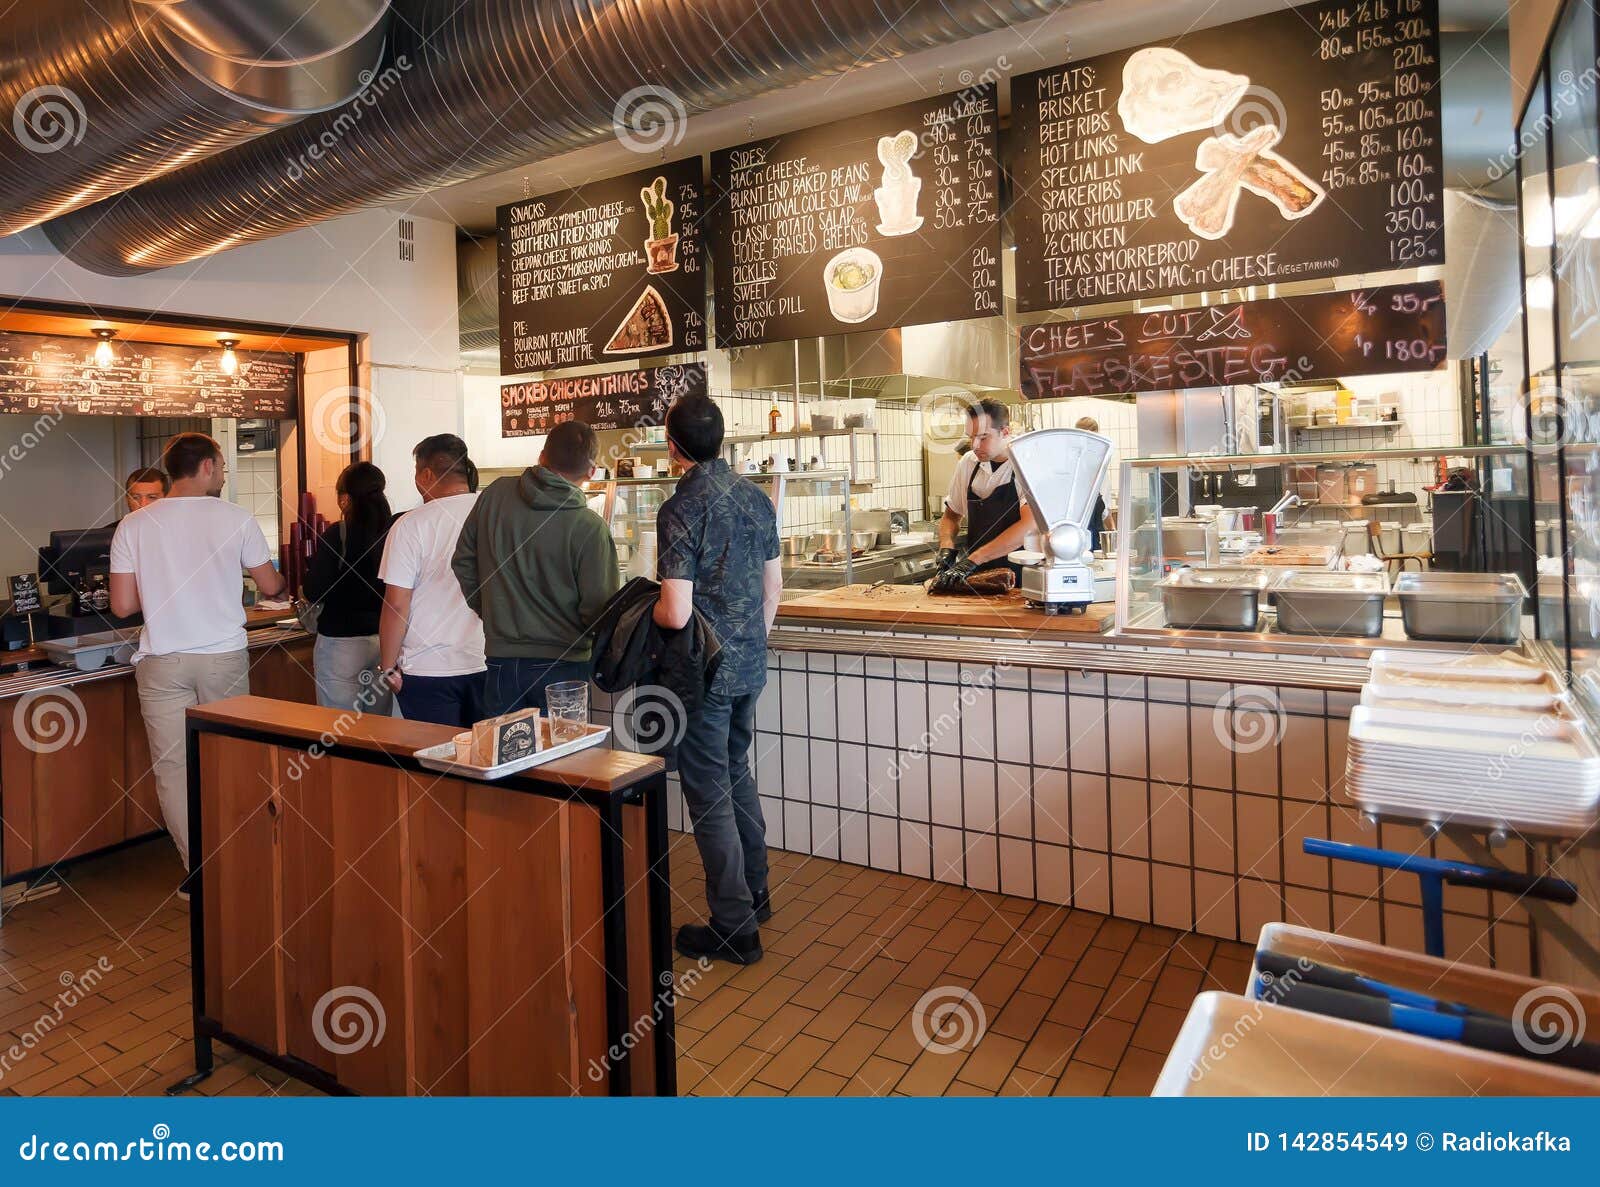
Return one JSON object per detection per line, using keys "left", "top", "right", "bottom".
{"left": 1111, "top": 446, "right": 1544, "bottom": 652}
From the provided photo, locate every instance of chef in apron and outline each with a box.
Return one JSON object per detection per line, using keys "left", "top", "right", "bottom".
{"left": 932, "top": 398, "right": 1030, "bottom": 593}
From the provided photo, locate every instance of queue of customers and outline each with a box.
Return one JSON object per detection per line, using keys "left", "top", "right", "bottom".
{"left": 108, "top": 395, "right": 781, "bottom": 964}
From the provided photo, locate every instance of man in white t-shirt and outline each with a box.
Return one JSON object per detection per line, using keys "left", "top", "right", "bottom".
{"left": 378, "top": 434, "right": 487, "bottom": 727}
{"left": 109, "top": 433, "right": 286, "bottom": 873}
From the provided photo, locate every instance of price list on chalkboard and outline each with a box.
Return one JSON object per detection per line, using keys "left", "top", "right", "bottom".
{"left": 1020, "top": 280, "right": 1446, "bottom": 398}
{"left": 0, "top": 331, "right": 296, "bottom": 418}
{"left": 497, "top": 157, "right": 706, "bottom": 374}
{"left": 1010, "top": 0, "right": 1443, "bottom": 312}
{"left": 710, "top": 84, "right": 1003, "bottom": 347}
{"left": 501, "top": 363, "right": 707, "bottom": 438}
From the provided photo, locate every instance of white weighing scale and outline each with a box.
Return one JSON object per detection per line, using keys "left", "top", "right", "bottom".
{"left": 1005, "top": 428, "right": 1113, "bottom": 614}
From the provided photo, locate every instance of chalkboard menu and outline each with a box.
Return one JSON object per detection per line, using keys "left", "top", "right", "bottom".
{"left": 1020, "top": 280, "right": 1445, "bottom": 399}
{"left": 1011, "top": 0, "right": 1444, "bottom": 311}
{"left": 709, "top": 84, "right": 1003, "bottom": 347}
{"left": 0, "top": 331, "right": 296, "bottom": 418}
{"left": 501, "top": 362, "right": 707, "bottom": 438}
{"left": 497, "top": 157, "right": 706, "bottom": 374}
{"left": 8, "top": 574, "right": 40, "bottom": 615}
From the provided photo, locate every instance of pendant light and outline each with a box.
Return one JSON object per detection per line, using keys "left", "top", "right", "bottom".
{"left": 218, "top": 338, "right": 240, "bottom": 375}
{"left": 92, "top": 327, "right": 116, "bottom": 368}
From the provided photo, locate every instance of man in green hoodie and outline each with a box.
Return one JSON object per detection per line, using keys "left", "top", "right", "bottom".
{"left": 451, "top": 419, "right": 620, "bottom": 717}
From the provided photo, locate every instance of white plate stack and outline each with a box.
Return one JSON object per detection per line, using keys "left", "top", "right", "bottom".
{"left": 1346, "top": 651, "right": 1600, "bottom": 836}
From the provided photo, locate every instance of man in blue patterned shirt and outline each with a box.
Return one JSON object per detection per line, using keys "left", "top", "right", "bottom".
{"left": 654, "top": 394, "right": 783, "bottom": 965}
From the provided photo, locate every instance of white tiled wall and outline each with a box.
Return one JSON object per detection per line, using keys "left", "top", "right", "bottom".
{"left": 232, "top": 450, "right": 283, "bottom": 561}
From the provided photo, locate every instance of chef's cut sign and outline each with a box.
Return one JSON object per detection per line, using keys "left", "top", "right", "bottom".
{"left": 1020, "top": 281, "right": 1446, "bottom": 399}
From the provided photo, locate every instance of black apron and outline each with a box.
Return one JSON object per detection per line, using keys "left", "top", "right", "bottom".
{"left": 964, "top": 460, "right": 1023, "bottom": 578}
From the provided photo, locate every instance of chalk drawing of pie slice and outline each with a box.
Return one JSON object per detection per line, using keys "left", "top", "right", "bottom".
{"left": 604, "top": 284, "right": 674, "bottom": 354}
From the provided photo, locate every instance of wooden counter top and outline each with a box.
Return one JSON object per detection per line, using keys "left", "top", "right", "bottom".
{"left": 777, "top": 584, "right": 1114, "bottom": 634}
{"left": 188, "top": 695, "right": 663, "bottom": 794}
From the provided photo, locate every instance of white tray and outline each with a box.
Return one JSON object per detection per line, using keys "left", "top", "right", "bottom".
{"left": 413, "top": 721, "right": 611, "bottom": 781}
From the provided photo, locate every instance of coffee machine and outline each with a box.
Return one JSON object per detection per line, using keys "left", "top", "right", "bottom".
{"left": 1006, "top": 428, "right": 1113, "bottom": 613}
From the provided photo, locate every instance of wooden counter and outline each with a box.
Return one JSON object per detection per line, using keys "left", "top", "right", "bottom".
{"left": 0, "top": 629, "right": 314, "bottom": 881}
{"left": 778, "top": 584, "right": 1115, "bottom": 634}
{"left": 179, "top": 696, "right": 672, "bottom": 1097}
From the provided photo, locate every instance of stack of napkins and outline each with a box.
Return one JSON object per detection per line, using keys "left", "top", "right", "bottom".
{"left": 1347, "top": 651, "right": 1600, "bottom": 835}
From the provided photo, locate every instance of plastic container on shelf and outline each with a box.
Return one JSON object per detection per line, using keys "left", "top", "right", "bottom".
{"left": 809, "top": 399, "right": 840, "bottom": 431}
{"left": 841, "top": 398, "right": 877, "bottom": 430}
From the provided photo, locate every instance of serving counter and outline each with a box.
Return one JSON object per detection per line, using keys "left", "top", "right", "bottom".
{"left": 0, "top": 622, "right": 313, "bottom": 882}
{"left": 178, "top": 697, "right": 671, "bottom": 1097}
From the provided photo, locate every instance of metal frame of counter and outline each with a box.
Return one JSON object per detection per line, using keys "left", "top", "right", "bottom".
{"left": 176, "top": 697, "right": 674, "bottom": 1098}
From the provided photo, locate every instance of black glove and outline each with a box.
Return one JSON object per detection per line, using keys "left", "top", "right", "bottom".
{"left": 935, "top": 547, "right": 959, "bottom": 572}
{"left": 946, "top": 551, "right": 977, "bottom": 579}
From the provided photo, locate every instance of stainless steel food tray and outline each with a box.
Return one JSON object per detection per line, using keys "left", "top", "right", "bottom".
{"left": 1157, "top": 567, "right": 1268, "bottom": 631}
{"left": 1271, "top": 570, "right": 1388, "bottom": 638}
{"left": 1394, "top": 571, "right": 1526, "bottom": 644}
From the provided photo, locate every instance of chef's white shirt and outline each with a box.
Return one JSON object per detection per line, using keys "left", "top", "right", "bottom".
{"left": 943, "top": 452, "right": 1028, "bottom": 518}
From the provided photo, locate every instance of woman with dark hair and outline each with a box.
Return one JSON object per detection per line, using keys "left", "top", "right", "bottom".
{"left": 304, "top": 461, "right": 394, "bottom": 714}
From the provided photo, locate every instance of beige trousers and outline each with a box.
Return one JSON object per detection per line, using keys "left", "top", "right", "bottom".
{"left": 133, "top": 649, "right": 250, "bottom": 870}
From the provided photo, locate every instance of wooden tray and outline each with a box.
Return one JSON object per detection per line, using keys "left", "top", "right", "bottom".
{"left": 778, "top": 584, "right": 1114, "bottom": 634}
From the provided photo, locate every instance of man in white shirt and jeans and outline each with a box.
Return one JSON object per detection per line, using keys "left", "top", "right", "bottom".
{"left": 110, "top": 433, "right": 286, "bottom": 873}
{"left": 378, "top": 434, "right": 487, "bottom": 727}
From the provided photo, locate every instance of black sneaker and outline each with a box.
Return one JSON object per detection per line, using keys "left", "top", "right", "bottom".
{"left": 675, "top": 922, "right": 763, "bottom": 966}
{"left": 752, "top": 889, "right": 772, "bottom": 924}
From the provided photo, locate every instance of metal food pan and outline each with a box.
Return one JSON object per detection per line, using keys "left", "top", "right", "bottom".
{"left": 1157, "top": 568, "right": 1268, "bottom": 631}
{"left": 1270, "top": 570, "right": 1388, "bottom": 638}
{"left": 1395, "top": 572, "right": 1526, "bottom": 645}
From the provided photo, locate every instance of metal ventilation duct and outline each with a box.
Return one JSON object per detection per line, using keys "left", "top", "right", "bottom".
{"left": 0, "top": 0, "right": 390, "bottom": 237}
{"left": 45, "top": 0, "right": 1071, "bottom": 275}
{"left": 457, "top": 236, "right": 499, "bottom": 354}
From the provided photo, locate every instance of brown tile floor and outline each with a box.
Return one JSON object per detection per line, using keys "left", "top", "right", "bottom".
{"left": 0, "top": 836, "right": 1249, "bottom": 1097}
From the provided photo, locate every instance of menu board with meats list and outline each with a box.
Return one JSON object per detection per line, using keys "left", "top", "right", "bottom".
{"left": 1011, "top": 0, "right": 1443, "bottom": 311}
{"left": 501, "top": 362, "right": 707, "bottom": 438}
{"left": 710, "top": 84, "right": 1003, "bottom": 347}
{"left": 497, "top": 156, "right": 706, "bottom": 374}
{"left": 1020, "top": 280, "right": 1445, "bottom": 398}
{"left": 0, "top": 331, "right": 296, "bottom": 417}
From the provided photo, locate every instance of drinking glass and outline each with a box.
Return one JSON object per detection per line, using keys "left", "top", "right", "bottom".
{"left": 545, "top": 680, "right": 590, "bottom": 745}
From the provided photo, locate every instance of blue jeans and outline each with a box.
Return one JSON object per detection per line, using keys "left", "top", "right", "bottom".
{"left": 676, "top": 691, "right": 767, "bottom": 935}
{"left": 396, "top": 671, "right": 482, "bottom": 729}
{"left": 482, "top": 656, "right": 591, "bottom": 718}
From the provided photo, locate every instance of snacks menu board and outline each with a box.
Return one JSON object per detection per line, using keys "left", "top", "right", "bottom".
{"left": 709, "top": 84, "right": 1003, "bottom": 347}
{"left": 496, "top": 157, "right": 706, "bottom": 374}
{"left": 0, "top": 331, "right": 296, "bottom": 418}
{"left": 1011, "top": 0, "right": 1444, "bottom": 312}
{"left": 501, "top": 362, "right": 707, "bottom": 438}
{"left": 1020, "top": 280, "right": 1446, "bottom": 398}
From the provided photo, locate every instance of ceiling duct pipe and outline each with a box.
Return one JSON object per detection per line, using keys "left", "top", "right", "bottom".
{"left": 44, "top": 0, "right": 1071, "bottom": 275}
{"left": 0, "top": 0, "right": 391, "bottom": 237}
{"left": 457, "top": 236, "right": 499, "bottom": 354}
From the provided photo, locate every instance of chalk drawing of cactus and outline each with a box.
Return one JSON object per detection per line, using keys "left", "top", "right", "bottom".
{"left": 642, "top": 175, "right": 680, "bottom": 273}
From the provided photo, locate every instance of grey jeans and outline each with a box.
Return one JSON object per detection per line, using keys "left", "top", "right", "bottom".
{"left": 676, "top": 691, "right": 767, "bottom": 935}
{"left": 133, "top": 649, "right": 251, "bottom": 870}
{"left": 313, "top": 633, "right": 392, "bottom": 716}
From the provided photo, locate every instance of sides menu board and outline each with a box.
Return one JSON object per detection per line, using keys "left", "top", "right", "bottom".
{"left": 1020, "top": 280, "right": 1446, "bottom": 399}
{"left": 710, "top": 84, "right": 1003, "bottom": 347}
{"left": 497, "top": 157, "right": 706, "bottom": 374}
{"left": 1011, "top": 0, "right": 1443, "bottom": 311}
{"left": 501, "top": 363, "right": 707, "bottom": 438}
{"left": 0, "top": 331, "right": 296, "bottom": 418}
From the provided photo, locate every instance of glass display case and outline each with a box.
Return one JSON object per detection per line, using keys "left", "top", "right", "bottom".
{"left": 592, "top": 468, "right": 902, "bottom": 594}
{"left": 1113, "top": 445, "right": 1542, "bottom": 650}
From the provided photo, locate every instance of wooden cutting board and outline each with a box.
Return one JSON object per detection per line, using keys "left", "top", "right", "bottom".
{"left": 778, "top": 584, "right": 1115, "bottom": 634}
